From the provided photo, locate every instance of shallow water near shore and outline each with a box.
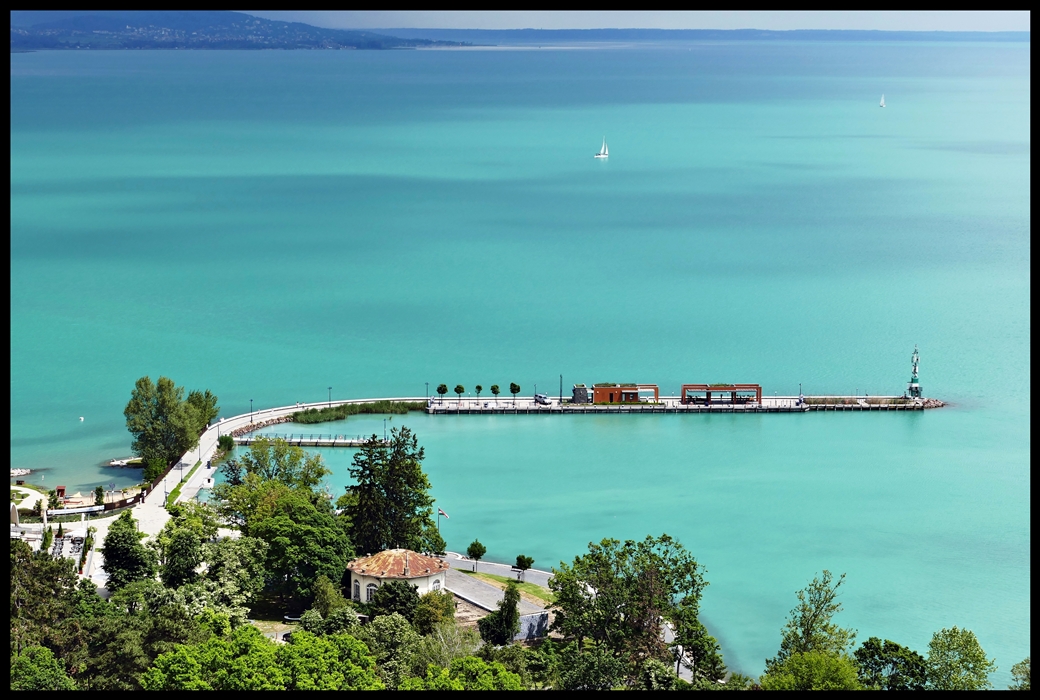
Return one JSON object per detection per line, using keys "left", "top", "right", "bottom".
{"left": 11, "top": 43, "right": 1029, "bottom": 681}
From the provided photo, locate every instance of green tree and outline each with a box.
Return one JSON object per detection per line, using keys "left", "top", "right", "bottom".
{"left": 549, "top": 534, "right": 707, "bottom": 676}
{"left": 760, "top": 650, "right": 863, "bottom": 690}
{"left": 344, "top": 426, "right": 442, "bottom": 555}
{"left": 490, "top": 384, "right": 500, "bottom": 402}
{"left": 672, "top": 607, "right": 726, "bottom": 684}
{"left": 418, "top": 620, "right": 480, "bottom": 669}
{"left": 217, "top": 434, "right": 234, "bottom": 452}
{"left": 766, "top": 570, "right": 856, "bottom": 671}
{"left": 478, "top": 579, "right": 521, "bottom": 646}
{"left": 312, "top": 573, "right": 349, "bottom": 618}
{"left": 558, "top": 641, "right": 626, "bottom": 690}
{"left": 437, "top": 384, "right": 448, "bottom": 401}
{"left": 201, "top": 536, "right": 268, "bottom": 622}
{"left": 160, "top": 527, "right": 202, "bottom": 589}
{"left": 101, "top": 510, "right": 157, "bottom": 592}
{"left": 124, "top": 376, "right": 210, "bottom": 468}
{"left": 57, "top": 521, "right": 64, "bottom": 539}
{"left": 277, "top": 630, "right": 384, "bottom": 690}
{"left": 854, "top": 636, "right": 927, "bottom": 690}
{"left": 454, "top": 384, "right": 465, "bottom": 401}
{"left": 41, "top": 525, "right": 54, "bottom": 552}
{"left": 94, "top": 485, "right": 106, "bottom": 506}
{"left": 48, "top": 489, "right": 61, "bottom": 510}
{"left": 510, "top": 382, "right": 520, "bottom": 403}
{"left": 475, "top": 384, "right": 482, "bottom": 400}
{"left": 185, "top": 389, "right": 220, "bottom": 436}
{"left": 925, "top": 626, "right": 996, "bottom": 690}
{"left": 515, "top": 554, "right": 534, "bottom": 581}
{"left": 357, "top": 612, "right": 424, "bottom": 689}
{"left": 636, "top": 657, "right": 680, "bottom": 690}
{"left": 143, "top": 458, "right": 165, "bottom": 485}
{"left": 402, "top": 656, "right": 524, "bottom": 690}
{"left": 140, "top": 625, "right": 285, "bottom": 690}
{"left": 10, "top": 645, "right": 77, "bottom": 690}
{"left": 466, "top": 539, "right": 486, "bottom": 572}
{"left": 1009, "top": 656, "right": 1030, "bottom": 690}
{"left": 413, "top": 590, "right": 458, "bottom": 636}
{"left": 369, "top": 579, "right": 421, "bottom": 623}
{"left": 248, "top": 486, "right": 354, "bottom": 605}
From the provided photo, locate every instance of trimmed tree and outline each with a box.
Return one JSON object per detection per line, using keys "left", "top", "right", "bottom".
{"left": 454, "top": 385, "right": 465, "bottom": 402}
{"left": 475, "top": 385, "right": 482, "bottom": 401}
{"left": 509, "top": 383, "right": 520, "bottom": 404}
{"left": 490, "top": 385, "right": 500, "bottom": 403}
{"left": 515, "top": 554, "right": 534, "bottom": 582}
{"left": 437, "top": 384, "right": 448, "bottom": 402}
{"left": 466, "top": 539, "right": 486, "bottom": 572}
{"left": 94, "top": 485, "right": 106, "bottom": 506}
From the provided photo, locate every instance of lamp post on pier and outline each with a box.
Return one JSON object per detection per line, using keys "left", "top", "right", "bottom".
{"left": 250, "top": 399, "right": 254, "bottom": 425}
{"left": 328, "top": 387, "right": 332, "bottom": 408}
{"left": 426, "top": 382, "right": 429, "bottom": 398}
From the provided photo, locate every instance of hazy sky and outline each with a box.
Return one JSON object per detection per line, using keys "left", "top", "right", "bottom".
{"left": 243, "top": 11, "right": 1030, "bottom": 32}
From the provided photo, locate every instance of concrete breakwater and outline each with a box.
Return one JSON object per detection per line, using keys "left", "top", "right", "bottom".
{"left": 426, "top": 395, "right": 944, "bottom": 414}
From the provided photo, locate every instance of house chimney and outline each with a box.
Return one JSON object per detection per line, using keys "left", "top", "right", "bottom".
{"left": 403, "top": 553, "right": 410, "bottom": 577}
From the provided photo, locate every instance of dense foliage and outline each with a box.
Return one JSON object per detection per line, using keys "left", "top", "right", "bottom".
{"left": 343, "top": 426, "right": 445, "bottom": 556}
{"left": 124, "top": 376, "right": 217, "bottom": 469}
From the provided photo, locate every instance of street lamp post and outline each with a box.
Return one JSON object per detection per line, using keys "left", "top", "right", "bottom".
{"left": 250, "top": 399, "right": 254, "bottom": 425}
{"left": 383, "top": 418, "right": 387, "bottom": 442}
{"left": 328, "top": 387, "right": 332, "bottom": 408}
{"left": 426, "top": 382, "right": 429, "bottom": 398}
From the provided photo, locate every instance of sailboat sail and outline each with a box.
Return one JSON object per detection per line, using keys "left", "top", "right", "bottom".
{"left": 880, "top": 94, "right": 886, "bottom": 108}
{"left": 595, "top": 137, "right": 608, "bottom": 158}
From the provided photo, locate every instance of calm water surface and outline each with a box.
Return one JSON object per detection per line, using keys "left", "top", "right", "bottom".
{"left": 10, "top": 43, "right": 1029, "bottom": 681}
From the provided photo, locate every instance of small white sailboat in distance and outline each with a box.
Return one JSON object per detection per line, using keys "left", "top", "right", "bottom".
{"left": 880, "top": 94, "right": 886, "bottom": 108}
{"left": 594, "top": 137, "right": 608, "bottom": 158}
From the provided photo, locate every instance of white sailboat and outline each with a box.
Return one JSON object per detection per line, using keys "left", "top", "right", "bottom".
{"left": 594, "top": 137, "right": 608, "bottom": 158}
{"left": 880, "top": 94, "right": 886, "bottom": 108}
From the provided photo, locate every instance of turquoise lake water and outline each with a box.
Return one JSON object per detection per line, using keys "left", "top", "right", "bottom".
{"left": 10, "top": 43, "right": 1029, "bottom": 681}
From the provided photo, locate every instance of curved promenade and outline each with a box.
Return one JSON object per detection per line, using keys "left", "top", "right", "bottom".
{"left": 132, "top": 397, "right": 425, "bottom": 538}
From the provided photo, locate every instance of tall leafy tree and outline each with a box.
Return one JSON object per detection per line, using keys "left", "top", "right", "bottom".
{"left": 766, "top": 570, "right": 856, "bottom": 671}
{"left": 515, "top": 554, "right": 534, "bottom": 582}
{"left": 436, "top": 384, "right": 448, "bottom": 400}
{"left": 490, "top": 384, "right": 500, "bottom": 402}
{"left": 10, "top": 645, "right": 77, "bottom": 690}
{"left": 124, "top": 376, "right": 211, "bottom": 467}
{"left": 1009, "top": 656, "right": 1030, "bottom": 690}
{"left": 466, "top": 539, "right": 486, "bottom": 572}
{"left": 925, "top": 626, "right": 996, "bottom": 690}
{"left": 94, "top": 485, "right": 105, "bottom": 506}
{"left": 345, "top": 426, "right": 444, "bottom": 555}
{"left": 454, "top": 384, "right": 465, "bottom": 401}
{"left": 854, "top": 636, "right": 927, "bottom": 690}
{"left": 159, "top": 528, "right": 203, "bottom": 589}
{"left": 760, "top": 650, "right": 863, "bottom": 690}
{"left": 357, "top": 612, "right": 424, "bottom": 689}
{"left": 557, "top": 641, "right": 626, "bottom": 691}
{"left": 549, "top": 534, "right": 707, "bottom": 676}
{"left": 185, "top": 389, "right": 220, "bottom": 435}
{"left": 101, "top": 511, "right": 157, "bottom": 592}
{"left": 509, "top": 382, "right": 520, "bottom": 403}
{"left": 477, "top": 580, "right": 521, "bottom": 646}
{"left": 370, "top": 579, "right": 421, "bottom": 623}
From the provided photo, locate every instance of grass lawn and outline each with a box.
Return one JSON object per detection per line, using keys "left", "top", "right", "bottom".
{"left": 460, "top": 570, "right": 554, "bottom": 607}
{"left": 11, "top": 488, "right": 28, "bottom": 504}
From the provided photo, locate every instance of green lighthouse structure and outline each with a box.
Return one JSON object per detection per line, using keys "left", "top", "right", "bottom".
{"left": 908, "top": 345, "right": 922, "bottom": 399}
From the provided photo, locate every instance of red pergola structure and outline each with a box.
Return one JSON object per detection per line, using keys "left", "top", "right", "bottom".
{"left": 681, "top": 384, "right": 762, "bottom": 405}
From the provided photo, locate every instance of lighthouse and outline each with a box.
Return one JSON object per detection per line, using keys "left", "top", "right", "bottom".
{"left": 907, "top": 345, "right": 922, "bottom": 399}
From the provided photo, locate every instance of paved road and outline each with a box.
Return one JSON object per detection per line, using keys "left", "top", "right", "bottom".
{"left": 445, "top": 569, "right": 544, "bottom": 615}
{"left": 444, "top": 551, "right": 554, "bottom": 588}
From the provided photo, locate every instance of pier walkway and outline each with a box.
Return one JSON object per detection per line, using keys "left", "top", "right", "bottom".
{"left": 425, "top": 395, "right": 939, "bottom": 414}
{"left": 233, "top": 433, "right": 386, "bottom": 447}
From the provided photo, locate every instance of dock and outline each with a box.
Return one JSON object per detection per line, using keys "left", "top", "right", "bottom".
{"left": 425, "top": 396, "right": 942, "bottom": 415}
{"left": 232, "top": 433, "right": 388, "bottom": 447}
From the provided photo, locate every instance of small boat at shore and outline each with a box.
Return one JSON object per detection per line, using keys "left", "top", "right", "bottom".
{"left": 109, "top": 459, "right": 129, "bottom": 467}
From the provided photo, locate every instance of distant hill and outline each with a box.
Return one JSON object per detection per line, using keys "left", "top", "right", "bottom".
{"left": 9, "top": 11, "right": 466, "bottom": 50}
{"left": 366, "top": 27, "right": 1030, "bottom": 45}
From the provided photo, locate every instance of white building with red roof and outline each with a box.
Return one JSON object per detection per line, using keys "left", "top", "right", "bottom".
{"left": 346, "top": 548, "right": 451, "bottom": 603}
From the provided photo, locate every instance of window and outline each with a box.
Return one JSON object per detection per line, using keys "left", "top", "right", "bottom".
{"left": 432, "top": 579, "right": 441, "bottom": 591}
{"left": 366, "top": 583, "right": 378, "bottom": 602}
{"left": 353, "top": 580, "right": 360, "bottom": 601}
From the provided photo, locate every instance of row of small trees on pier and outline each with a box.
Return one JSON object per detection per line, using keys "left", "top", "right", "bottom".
{"left": 435, "top": 383, "right": 522, "bottom": 402}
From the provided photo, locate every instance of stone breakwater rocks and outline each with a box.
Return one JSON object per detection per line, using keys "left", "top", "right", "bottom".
{"left": 229, "top": 415, "right": 296, "bottom": 438}
{"left": 922, "top": 398, "right": 945, "bottom": 408}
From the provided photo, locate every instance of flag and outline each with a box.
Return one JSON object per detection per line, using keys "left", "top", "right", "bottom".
{"left": 438, "top": 508, "right": 449, "bottom": 519}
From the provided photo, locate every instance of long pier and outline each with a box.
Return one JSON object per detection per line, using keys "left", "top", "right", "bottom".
{"left": 232, "top": 433, "right": 388, "bottom": 447}
{"left": 425, "top": 395, "right": 942, "bottom": 415}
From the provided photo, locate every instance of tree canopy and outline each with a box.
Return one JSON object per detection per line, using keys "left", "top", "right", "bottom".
{"left": 854, "top": 636, "right": 927, "bottom": 690}
{"left": 925, "top": 626, "right": 996, "bottom": 690}
{"left": 101, "top": 511, "right": 157, "bottom": 592}
{"left": 124, "top": 376, "right": 217, "bottom": 467}
{"left": 343, "top": 426, "right": 444, "bottom": 555}
{"left": 766, "top": 569, "right": 856, "bottom": 671}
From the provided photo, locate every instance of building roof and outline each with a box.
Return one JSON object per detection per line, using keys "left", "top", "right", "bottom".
{"left": 347, "top": 548, "right": 450, "bottom": 580}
